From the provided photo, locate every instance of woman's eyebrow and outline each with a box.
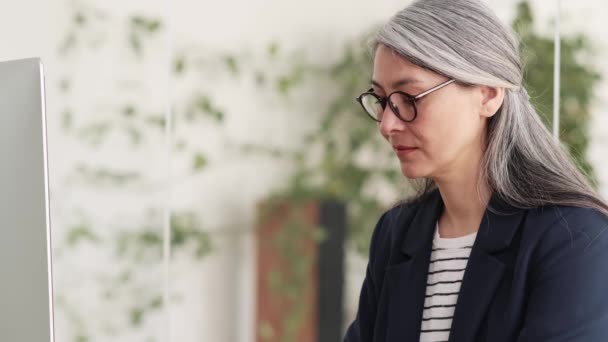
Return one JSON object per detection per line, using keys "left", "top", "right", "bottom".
{"left": 371, "top": 77, "right": 422, "bottom": 89}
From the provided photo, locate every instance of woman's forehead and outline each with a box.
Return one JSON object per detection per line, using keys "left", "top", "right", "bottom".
{"left": 372, "top": 47, "right": 434, "bottom": 87}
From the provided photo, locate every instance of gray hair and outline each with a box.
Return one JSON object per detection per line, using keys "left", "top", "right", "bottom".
{"left": 371, "top": 0, "right": 608, "bottom": 216}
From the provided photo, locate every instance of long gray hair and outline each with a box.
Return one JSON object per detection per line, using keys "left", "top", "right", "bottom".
{"left": 371, "top": 0, "right": 608, "bottom": 216}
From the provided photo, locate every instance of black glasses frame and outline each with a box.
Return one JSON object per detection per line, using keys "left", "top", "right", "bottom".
{"left": 355, "top": 79, "right": 456, "bottom": 123}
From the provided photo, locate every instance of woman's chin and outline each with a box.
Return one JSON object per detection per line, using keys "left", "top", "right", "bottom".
{"left": 400, "top": 163, "right": 428, "bottom": 179}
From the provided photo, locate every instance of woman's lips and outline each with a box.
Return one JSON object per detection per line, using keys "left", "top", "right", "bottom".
{"left": 393, "top": 145, "right": 418, "bottom": 157}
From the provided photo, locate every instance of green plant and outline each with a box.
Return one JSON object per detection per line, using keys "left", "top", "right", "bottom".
{"left": 55, "top": 2, "right": 221, "bottom": 340}
{"left": 513, "top": 1, "right": 600, "bottom": 185}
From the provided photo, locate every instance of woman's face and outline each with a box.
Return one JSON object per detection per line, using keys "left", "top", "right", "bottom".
{"left": 372, "top": 44, "right": 490, "bottom": 181}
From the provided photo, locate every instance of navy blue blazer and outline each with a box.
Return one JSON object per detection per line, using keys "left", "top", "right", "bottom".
{"left": 344, "top": 188, "right": 608, "bottom": 342}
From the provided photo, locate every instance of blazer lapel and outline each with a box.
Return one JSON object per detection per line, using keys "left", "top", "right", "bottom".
{"left": 382, "top": 189, "right": 527, "bottom": 342}
{"left": 384, "top": 190, "right": 443, "bottom": 341}
{"left": 448, "top": 192, "right": 526, "bottom": 342}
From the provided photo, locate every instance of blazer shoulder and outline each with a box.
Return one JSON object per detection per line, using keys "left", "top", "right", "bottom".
{"left": 515, "top": 205, "right": 608, "bottom": 340}
{"left": 524, "top": 205, "right": 608, "bottom": 273}
{"left": 527, "top": 205, "right": 608, "bottom": 242}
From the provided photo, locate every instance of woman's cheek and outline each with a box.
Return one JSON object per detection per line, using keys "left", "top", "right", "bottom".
{"left": 429, "top": 131, "right": 459, "bottom": 164}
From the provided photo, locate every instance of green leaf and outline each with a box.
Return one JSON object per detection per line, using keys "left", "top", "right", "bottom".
{"left": 74, "top": 12, "right": 86, "bottom": 26}
{"left": 131, "top": 16, "right": 146, "bottom": 27}
{"left": 122, "top": 105, "right": 136, "bottom": 117}
{"left": 277, "top": 77, "right": 291, "bottom": 95}
{"left": 129, "top": 33, "right": 141, "bottom": 56}
{"left": 117, "top": 270, "right": 132, "bottom": 284}
{"left": 59, "top": 32, "right": 76, "bottom": 55}
{"left": 312, "top": 227, "right": 327, "bottom": 243}
{"left": 145, "top": 115, "right": 165, "bottom": 128}
{"left": 149, "top": 296, "right": 163, "bottom": 309}
{"left": 174, "top": 56, "right": 186, "bottom": 75}
{"left": 138, "top": 231, "right": 161, "bottom": 246}
{"left": 126, "top": 126, "right": 142, "bottom": 145}
{"left": 146, "top": 20, "right": 161, "bottom": 33}
{"left": 211, "top": 110, "right": 224, "bottom": 121}
{"left": 192, "top": 153, "right": 208, "bottom": 171}
{"left": 196, "top": 96, "right": 212, "bottom": 112}
{"left": 195, "top": 234, "right": 212, "bottom": 258}
{"left": 258, "top": 320, "right": 275, "bottom": 341}
{"left": 224, "top": 55, "right": 239, "bottom": 75}
{"left": 268, "top": 42, "right": 279, "bottom": 57}
{"left": 66, "top": 225, "right": 99, "bottom": 246}
{"left": 75, "top": 164, "right": 140, "bottom": 186}
{"left": 75, "top": 334, "right": 89, "bottom": 342}
{"left": 79, "top": 122, "right": 112, "bottom": 146}
{"left": 62, "top": 110, "right": 72, "bottom": 131}
{"left": 130, "top": 308, "right": 143, "bottom": 326}
{"left": 194, "top": 95, "right": 225, "bottom": 122}
{"left": 267, "top": 270, "right": 282, "bottom": 293}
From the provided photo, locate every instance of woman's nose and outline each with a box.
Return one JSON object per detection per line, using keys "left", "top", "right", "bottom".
{"left": 379, "top": 106, "right": 406, "bottom": 138}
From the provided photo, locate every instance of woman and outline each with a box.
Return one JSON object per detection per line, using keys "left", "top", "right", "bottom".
{"left": 344, "top": 0, "right": 608, "bottom": 341}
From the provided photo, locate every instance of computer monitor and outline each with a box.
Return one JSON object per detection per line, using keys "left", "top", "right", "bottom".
{"left": 0, "top": 58, "right": 55, "bottom": 341}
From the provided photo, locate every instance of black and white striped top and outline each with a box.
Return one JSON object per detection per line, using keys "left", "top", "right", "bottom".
{"left": 419, "top": 221, "right": 477, "bottom": 342}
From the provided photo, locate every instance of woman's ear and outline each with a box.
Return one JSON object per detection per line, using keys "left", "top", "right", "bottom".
{"left": 479, "top": 86, "right": 505, "bottom": 118}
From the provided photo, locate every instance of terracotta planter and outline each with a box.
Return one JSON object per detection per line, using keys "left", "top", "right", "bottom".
{"left": 255, "top": 198, "right": 346, "bottom": 342}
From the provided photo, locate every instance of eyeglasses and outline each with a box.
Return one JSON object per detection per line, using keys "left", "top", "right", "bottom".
{"left": 355, "top": 79, "right": 456, "bottom": 123}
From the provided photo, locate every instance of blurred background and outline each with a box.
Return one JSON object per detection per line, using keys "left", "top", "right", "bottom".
{"left": 1, "top": 0, "right": 607, "bottom": 341}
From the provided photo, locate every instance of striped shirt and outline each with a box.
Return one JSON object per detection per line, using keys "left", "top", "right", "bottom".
{"left": 419, "top": 221, "right": 477, "bottom": 342}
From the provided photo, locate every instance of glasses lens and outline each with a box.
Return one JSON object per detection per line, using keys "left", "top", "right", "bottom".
{"left": 360, "top": 94, "right": 384, "bottom": 121}
{"left": 389, "top": 93, "right": 416, "bottom": 122}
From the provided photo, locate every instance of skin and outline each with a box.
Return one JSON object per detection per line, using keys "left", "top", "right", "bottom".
{"left": 372, "top": 44, "right": 505, "bottom": 238}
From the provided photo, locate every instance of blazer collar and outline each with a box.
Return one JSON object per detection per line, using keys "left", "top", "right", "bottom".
{"left": 400, "top": 188, "right": 524, "bottom": 257}
{"left": 384, "top": 188, "right": 527, "bottom": 342}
